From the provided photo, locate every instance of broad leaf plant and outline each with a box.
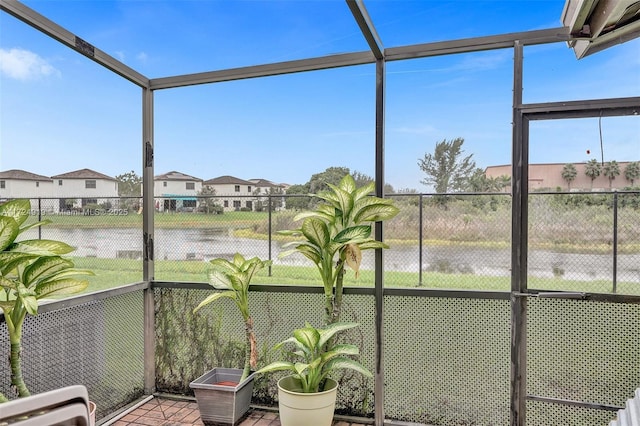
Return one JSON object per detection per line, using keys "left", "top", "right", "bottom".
{"left": 194, "top": 253, "right": 272, "bottom": 382}
{"left": 0, "top": 199, "right": 93, "bottom": 403}
{"left": 279, "top": 174, "right": 399, "bottom": 324}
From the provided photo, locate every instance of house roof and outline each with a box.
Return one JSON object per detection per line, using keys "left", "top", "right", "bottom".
{"left": 154, "top": 171, "right": 202, "bottom": 182}
{"left": 204, "top": 175, "right": 254, "bottom": 185}
{"left": 0, "top": 169, "right": 53, "bottom": 182}
{"left": 249, "top": 178, "right": 281, "bottom": 187}
{"left": 51, "top": 168, "right": 116, "bottom": 181}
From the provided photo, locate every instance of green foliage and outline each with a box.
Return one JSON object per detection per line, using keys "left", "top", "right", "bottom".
{"left": 283, "top": 183, "right": 311, "bottom": 210}
{"left": 115, "top": 170, "right": 142, "bottom": 197}
{"left": 624, "top": 161, "right": 640, "bottom": 186}
{"left": 561, "top": 163, "right": 578, "bottom": 190}
{"left": 584, "top": 159, "right": 602, "bottom": 188}
{"left": 194, "top": 253, "right": 272, "bottom": 382}
{"left": 278, "top": 174, "right": 399, "bottom": 324}
{"left": 255, "top": 322, "right": 371, "bottom": 393}
{"left": 196, "top": 185, "right": 222, "bottom": 214}
{"left": 0, "top": 199, "right": 93, "bottom": 401}
{"left": 417, "top": 137, "right": 476, "bottom": 194}
{"left": 603, "top": 160, "right": 621, "bottom": 188}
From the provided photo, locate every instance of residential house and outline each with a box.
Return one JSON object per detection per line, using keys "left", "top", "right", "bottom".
{"left": 0, "top": 169, "right": 54, "bottom": 212}
{"left": 51, "top": 168, "right": 119, "bottom": 211}
{"left": 485, "top": 161, "right": 637, "bottom": 192}
{"left": 154, "top": 171, "right": 203, "bottom": 212}
{"left": 203, "top": 175, "right": 256, "bottom": 212}
{"left": 249, "top": 178, "right": 288, "bottom": 211}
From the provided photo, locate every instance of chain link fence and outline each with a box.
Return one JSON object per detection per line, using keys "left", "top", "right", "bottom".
{"left": 5, "top": 191, "right": 639, "bottom": 295}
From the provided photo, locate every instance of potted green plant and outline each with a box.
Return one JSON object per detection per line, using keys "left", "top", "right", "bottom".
{"left": 256, "top": 321, "right": 372, "bottom": 426}
{"left": 279, "top": 173, "right": 399, "bottom": 324}
{"left": 190, "top": 253, "right": 271, "bottom": 426}
{"left": 0, "top": 199, "right": 95, "bottom": 420}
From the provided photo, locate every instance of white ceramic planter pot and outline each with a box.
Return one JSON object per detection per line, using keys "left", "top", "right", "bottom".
{"left": 88, "top": 401, "right": 96, "bottom": 426}
{"left": 277, "top": 376, "right": 338, "bottom": 426}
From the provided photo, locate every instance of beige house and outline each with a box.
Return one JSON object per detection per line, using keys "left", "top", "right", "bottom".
{"left": 203, "top": 175, "right": 256, "bottom": 212}
{"left": 0, "top": 169, "right": 54, "bottom": 212}
{"left": 153, "top": 171, "right": 203, "bottom": 212}
{"left": 485, "top": 162, "right": 638, "bottom": 191}
{"left": 50, "top": 168, "right": 119, "bottom": 210}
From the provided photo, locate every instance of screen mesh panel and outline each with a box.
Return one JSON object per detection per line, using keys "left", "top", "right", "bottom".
{"left": 0, "top": 290, "right": 145, "bottom": 422}
{"left": 383, "top": 296, "right": 511, "bottom": 425}
{"left": 154, "top": 287, "right": 376, "bottom": 416}
{"left": 527, "top": 298, "right": 640, "bottom": 424}
{"left": 526, "top": 400, "right": 618, "bottom": 425}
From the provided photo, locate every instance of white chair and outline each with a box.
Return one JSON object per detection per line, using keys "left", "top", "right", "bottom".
{"left": 0, "top": 385, "right": 91, "bottom": 426}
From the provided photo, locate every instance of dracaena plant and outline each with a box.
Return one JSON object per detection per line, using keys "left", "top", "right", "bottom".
{"left": 0, "top": 199, "right": 93, "bottom": 403}
{"left": 193, "top": 253, "right": 272, "bottom": 382}
{"left": 255, "top": 321, "right": 371, "bottom": 393}
{"left": 279, "top": 174, "right": 399, "bottom": 324}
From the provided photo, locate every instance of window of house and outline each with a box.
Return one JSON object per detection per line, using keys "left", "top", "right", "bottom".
{"left": 82, "top": 198, "right": 97, "bottom": 207}
{"left": 186, "top": 182, "right": 195, "bottom": 190}
{"left": 0, "top": 181, "right": 5, "bottom": 189}
{"left": 36, "top": 181, "right": 39, "bottom": 187}
{"left": 248, "top": 186, "right": 252, "bottom": 193}
{"left": 233, "top": 200, "right": 241, "bottom": 208}
{"left": 58, "top": 180, "right": 63, "bottom": 186}
{"left": 224, "top": 200, "right": 229, "bottom": 207}
{"left": 183, "top": 200, "right": 196, "bottom": 208}
{"left": 246, "top": 201, "right": 252, "bottom": 210}
{"left": 85, "top": 180, "right": 96, "bottom": 189}
{"left": 163, "top": 182, "right": 167, "bottom": 187}
{"left": 234, "top": 185, "right": 240, "bottom": 192}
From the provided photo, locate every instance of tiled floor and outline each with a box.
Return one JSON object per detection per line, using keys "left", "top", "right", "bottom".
{"left": 109, "top": 397, "right": 370, "bottom": 426}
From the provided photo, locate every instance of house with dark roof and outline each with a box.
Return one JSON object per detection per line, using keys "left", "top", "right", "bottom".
{"left": 154, "top": 171, "right": 203, "bottom": 212}
{"left": 203, "top": 175, "right": 257, "bottom": 211}
{"left": 51, "top": 168, "right": 119, "bottom": 211}
{"left": 0, "top": 169, "right": 54, "bottom": 211}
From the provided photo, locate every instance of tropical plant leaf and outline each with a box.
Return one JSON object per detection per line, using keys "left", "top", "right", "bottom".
{"left": 0, "top": 199, "right": 30, "bottom": 226}
{"left": 356, "top": 240, "right": 389, "bottom": 251}
{"left": 0, "top": 252, "right": 37, "bottom": 276}
{"left": 8, "top": 240, "right": 75, "bottom": 256}
{"left": 16, "top": 283, "right": 38, "bottom": 315}
{"left": 0, "top": 276, "right": 17, "bottom": 290}
{"left": 322, "top": 357, "right": 372, "bottom": 378}
{"left": 338, "top": 174, "right": 357, "bottom": 194}
{"left": 318, "top": 322, "right": 359, "bottom": 348}
{"left": 322, "top": 343, "right": 360, "bottom": 359}
{"left": 344, "top": 244, "right": 362, "bottom": 279}
{"left": 192, "top": 290, "right": 236, "bottom": 313}
{"left": 354, "top": 203, "right": 400, "bottom": 223}
{"left": 0, "top": 216, "right": 19, "bottom": 252}
{"left": 22, "top": 256, "right": 74, "bottom": 287}
{"left": 301, "top": 218, "right": 330, "bottom": 248}
{"left": 333, "top": 225, "right": 371, "bottom": 243}
{"left": 326, "top": 183, "right": 354, "bottom": 220}
{"left": 34, "top": 278, "right": 89, "bottom": 299}
{"left": 294, "top": 244, "right": 322, "bottom": 265}
{"left": 255, "top": 361, "right": 295, "bottom": 375}
{"left": 352, "top": 183, "right": 376, "bottom": 201}
{"left": 17, "top": 219, "right": 52, "bottom": 236}
{"left": 293, "top": 326, "right": 320, "bottom": 351}
{"left": 207, "top": 268, "right": 233, "bottom": 290}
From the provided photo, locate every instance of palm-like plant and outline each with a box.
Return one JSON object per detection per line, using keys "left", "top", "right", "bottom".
{"left": 0, "top": 199, "right": 93, "bottom": 402}
{"left": 278, "top": 174, "right": 399, "bottom": 324}
{"left": 194, "top": 253, "right": 272, "bottom": 382}
{"left": 584, "top": 159, "right": 602, "bottom": 190}
{"left": 624, "top": 161, "right": 640, "bottom": 186}
{"left": 561, "top": 163, "right": 578, "bottom": 191}
{"left": 255, "top": 321, "right": 371, "bottom": 393}
{"left": 602, "top": 160, "right": 620, "bottom": 189}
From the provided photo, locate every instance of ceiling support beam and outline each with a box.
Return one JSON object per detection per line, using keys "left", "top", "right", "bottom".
{"left": 0, "top": 0, "right": 149, "bottom": 88}
{"left": 346, "top": 0, "right": 384, "bottom": 59}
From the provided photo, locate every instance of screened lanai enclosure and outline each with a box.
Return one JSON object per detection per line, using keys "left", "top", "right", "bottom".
{"left": 1, "top": 0, "right": 639, "bottom": 425}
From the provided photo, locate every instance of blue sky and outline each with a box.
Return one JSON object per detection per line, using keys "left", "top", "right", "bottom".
{"left": 1, "top": 0, "right": 639, "bottom": 191}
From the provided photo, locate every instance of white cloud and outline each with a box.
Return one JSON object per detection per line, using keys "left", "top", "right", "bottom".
{"left": 136, "top": 52, "right": 148, "bottom": 63}
{"left": 114, "top": 50, "right": 126, "bottom": 62}
{"left": 0, "top": 48, "right": 60, "bottom": 81}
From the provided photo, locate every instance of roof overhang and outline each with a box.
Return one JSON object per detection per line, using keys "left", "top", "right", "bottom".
{"left": 562, "top": 0, "right": 640, "bottom": 58}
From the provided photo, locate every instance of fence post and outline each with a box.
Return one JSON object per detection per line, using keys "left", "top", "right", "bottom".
{"left": 418, "top": 194, "right": 423, "bottom": 286}
{"left": 268, "top": 193, "right": 273, "bottom": 277}
{"left": 38, "top": 197, "right": 42, "bottom": 240}
{"left": 613, "top": 192, "right": 618, "bottom": 293}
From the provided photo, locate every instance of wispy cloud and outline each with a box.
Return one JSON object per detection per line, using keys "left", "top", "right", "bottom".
{"left": 136, "top": 52, "right": 148, "bottom": 63}
{"left": 0, "top": 48, "right": 60, "bottom": 80}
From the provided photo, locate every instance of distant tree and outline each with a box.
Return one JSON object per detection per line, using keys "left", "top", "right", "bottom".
{"left": 602, "top": 160, "right": 620, "bottom": 189}
{"left": 284, "top": 184, "right": 311, "bottom": 210}
{"left": 418, "top": 137, "right": 476, "bottom": 193}
{"left": 561, "top": 163, "right": 578, "bottom": 191}
{"left": 116, "top": 170, "right": 142, "bottom": 197}
{"left": 308, "top": 167, "right": 350, "bottom": 194}
{"left": 266, "top": 186, "right": 285, "bottom": 210}
{"left": 584, "top": 159, "right": 602, "bottom": 190}
{"left": 197, "top": 185, "right": 220, "bottom": 214}
{"left": 468, "top": 168, "right": 510, "bottom": 193}
{"left": 624, "top": 161, "right": 640, "bottom": 186}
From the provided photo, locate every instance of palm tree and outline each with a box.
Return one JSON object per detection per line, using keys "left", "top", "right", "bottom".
{"left": 602, "top": 161, "right": 621, "bottom": 189}
{"left": 584, "top": 159, "right": 601, "bottom": 190}
{"left": 561, "top": 163, "right": 577, "bottom": 191}
{"left": 624, "top": 161, "right": 640, "bottom": 186}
